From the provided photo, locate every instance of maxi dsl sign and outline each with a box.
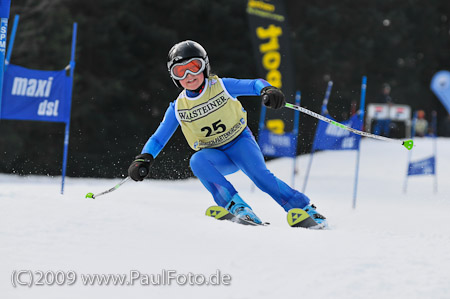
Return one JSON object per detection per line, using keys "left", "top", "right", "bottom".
{"left": 1, "top": 64, "right": 71, "bottom": 123}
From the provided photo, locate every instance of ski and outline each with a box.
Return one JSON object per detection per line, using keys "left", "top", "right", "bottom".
{"left": 287, "top": 208, "right": 326, "bottom": 229}
{"left": 206, "top": 206, "right": 326, "bottom": 229}
{"left": 205, "top": 206, "right": 269, "bottom": 226}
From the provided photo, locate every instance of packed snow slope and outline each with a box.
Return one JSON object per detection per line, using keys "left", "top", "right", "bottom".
{"left": 1, "top": 137, "right": 450, "bottom": 299}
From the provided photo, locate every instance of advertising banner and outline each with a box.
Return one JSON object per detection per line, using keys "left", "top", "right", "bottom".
{"left": 247, "top": 0, "right": 295, "bottom": 131}
{"left": 1, "top": 64, "right": 72, "bottom": 123}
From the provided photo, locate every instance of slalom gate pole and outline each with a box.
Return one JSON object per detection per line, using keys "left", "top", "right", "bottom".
{"left": 284, "top": 103, "right": 414, "bottom": 150}
{"left": 291, "top": 91, "right": 301, "bottom": 188}
{"left": 352, "top": 76, "right": 367, "bottom": 209}
{"left": 0, "top": 0, "right": 11, "bottom": 114}
{"left": 60, "top": 22, "right": 78, "bottom": 194}
{"left": 302, "top": 80, "right": 333, "bottom": 193}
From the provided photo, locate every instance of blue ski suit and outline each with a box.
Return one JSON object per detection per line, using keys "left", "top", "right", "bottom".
{"left": 142, "top": 77, "right": 310, "bottom": 211}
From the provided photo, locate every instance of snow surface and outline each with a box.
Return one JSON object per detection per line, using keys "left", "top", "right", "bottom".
{"left": 1, "top": 138, "right": 450, "bottom": 299}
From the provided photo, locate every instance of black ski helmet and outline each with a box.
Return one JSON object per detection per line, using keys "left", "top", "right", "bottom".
{"left": 167, "top": 40, "right": 210, "bottom": 88}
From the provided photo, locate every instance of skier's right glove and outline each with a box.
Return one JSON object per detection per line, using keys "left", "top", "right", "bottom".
{"left": 128, "top": 153, "right": 154, "bottom": 181}
{"left": 261, "top": 86, "right": 286, "bottom": 109}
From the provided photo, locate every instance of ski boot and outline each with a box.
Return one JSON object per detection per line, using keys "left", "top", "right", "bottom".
{"left": 225, "top": 194, "right": 262, "bottom": 225}
{"left": 303, "top": 204, "right": 328, "bottom": 229}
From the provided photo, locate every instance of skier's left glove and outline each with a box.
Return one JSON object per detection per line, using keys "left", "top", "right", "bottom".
{"left": 261, "top": 86, "right": 286, "bottom": 109}
{"left": 128, "top": 153, "right": 154, "bottom": 181}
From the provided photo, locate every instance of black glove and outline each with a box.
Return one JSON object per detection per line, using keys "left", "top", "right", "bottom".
{"left": 128, "top": 153, "right": 154, "bottom": 181}
{"left": 261, "top": 86, "right": 286, "bottom": 109}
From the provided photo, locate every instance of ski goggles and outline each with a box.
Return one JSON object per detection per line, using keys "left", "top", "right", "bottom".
{"left": 170, "top": 58, "right": 206, "bottom": 80}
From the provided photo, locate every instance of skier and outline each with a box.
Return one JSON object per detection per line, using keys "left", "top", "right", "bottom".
{"left": 127, "top": 40, "right": 327, "bottom": 228}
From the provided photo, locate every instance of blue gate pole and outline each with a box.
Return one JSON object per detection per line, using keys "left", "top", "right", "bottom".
{"left": 291, "top": 91, "right": 301, "bottom": 187}
{"left": 431, "top": 110, "right": 437, "bottom": 193}
{"left": 403, "top": 111, "right": 417, "bottom": 194}
{"left": 302, "top": 81, "right": 333, "bottom": 193}
{"left": 250, "top": 96, "right": 268, "bottom": 193}
{"left": 5, "top": 14, "right": 18, "bottom": 67}
{"left": 352, "top": 76, "right": 366, "bottom": 209}
{"left": 258, "top": 102, "right": 267, "bottom": 136}
{"left": 0, "top": 0, "right": 11, "bottom": 117}
{"left": 61, "top": 22, "right": 77, "bottom": 194}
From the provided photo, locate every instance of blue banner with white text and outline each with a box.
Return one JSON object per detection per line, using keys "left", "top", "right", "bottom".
{"left": 313, "top": 113, "right": 362, "bottom": 151}
{"left": 1, "top": 64, "right": 72, "bottom": 123}
{"left": 258, "top": 129, "right": 297, "bottom": 157}
{"left": 407, "top": 157, "right": 435, "bottom": 176}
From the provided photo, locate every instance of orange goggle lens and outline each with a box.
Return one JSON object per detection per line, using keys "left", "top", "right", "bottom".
{"left": 170, "top": 58, "right": 205, "bottom": 80}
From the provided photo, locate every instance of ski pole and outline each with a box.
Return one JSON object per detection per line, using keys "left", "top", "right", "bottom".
{"left": 85, "top": 176, "right": 131, "bottom": 199}
{"left": 85, "top": 164, "right": 149, "bottom": 199}
{"left": 284, "top": 102, "right": 414, "bottom": 150}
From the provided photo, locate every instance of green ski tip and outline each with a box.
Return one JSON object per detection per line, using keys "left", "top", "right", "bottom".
{"left": 402, "top": 139, "right": 414, "bottom": 150}
{"left": 85, "top": 192, "right": 94, "bottom": 199}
